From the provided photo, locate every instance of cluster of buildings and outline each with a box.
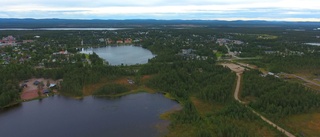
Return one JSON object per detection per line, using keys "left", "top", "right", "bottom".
{"left": 216, "top": 38, "right": 244, "bottom": 46}
{"left": 105, "top": 38, "right": 141, "bottom": 44}
{"left": 0, "top": 35, "right": 36, "bottom": 47}
{"left": 178, "top": 49, "right": 209, "bottom": 61}
{"left": 0, "top": 35, "right": 17, "bottom": 46}
{"left": 264, "top": 50, "right": 304, "bottom": 56}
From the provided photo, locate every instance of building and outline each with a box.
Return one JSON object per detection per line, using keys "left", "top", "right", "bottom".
{"left": 49, "top": 84, "right": 56, "bottom": 88}
{"left": 182, "top": 49, "right": 194, "bottom": 54}
{"left": 53, "top": 50, "right": 69, "bottom": 55}
{"left": 1, "top": 35, "right": 17, "bottom": 46}
{"left": 116, "top": 40, "right": 124, "bottom": 44}
{"left": 124, "top": 38, "right": 132, "bottom": 44}
{"left": 43, "top": 89, "right": 50, "bottom": 94}
{"left": 232, "top": 40, "right": 244, "bottom": 45}
{"left": 98, "top": 38, "right": 105, "bottom": 42}
{"left": 106, "top": 38, "right": 113, "bottom": 44}
{"left": 216, "top": 38, "right": 230, "bottom": 46}
{"left": 33, "top": 80, "right": 40, "bottom": 85}
{"left": 23, "top": 40, "right": 34, "bottom": 44}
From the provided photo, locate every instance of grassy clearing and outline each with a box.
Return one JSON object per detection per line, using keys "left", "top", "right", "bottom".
{"left": 215, "top": 52, "right": 224, "bottom": 58}
{"left": 281, "top": 113, "right": 320, "bottom": 136}
{"left": 257, "top": 34, "right": 278, "bottom": 40}
{"left": 191, "top": 97, "right": 223, "bottom": 116}
{"left": 83, "top": 75, "right": 156, "bottom": 97}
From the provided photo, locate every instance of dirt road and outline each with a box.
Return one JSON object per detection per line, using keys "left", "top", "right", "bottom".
{"left": 224, "top": 63, "right": 296, "bottom": 137}
{"left": 292, "top": 74, "right": 320, "bottom": 87}
{"left": 234, "top": 73, "right": 245, "bottom": 104}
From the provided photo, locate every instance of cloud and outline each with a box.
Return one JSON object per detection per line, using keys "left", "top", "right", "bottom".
{"left": 1, "top": 0, "right": 320, "bottom": 21}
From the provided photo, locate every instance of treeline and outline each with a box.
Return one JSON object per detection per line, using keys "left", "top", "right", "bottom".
{"left": 262, "top": 53, "right": 320, "bottom": 74}
{"left": 242, "top": 70, "right": 320, "bottom": 118}
{"left": 146, "top": 60, "right": 235, "bottom": 101}
{"left": 0, "top": 64, "right": 34, "bottom": 108}
{"left": 93, "top": 84, "right": 129, "bottom": 96}
{"left": 59, "top": 64, "right": 130, "bottom": 97}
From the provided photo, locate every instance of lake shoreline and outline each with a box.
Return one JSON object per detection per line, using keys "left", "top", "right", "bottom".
{"left": 79, "top": 45, "right": 155, "bottom": 66}
{"left": 0, "top": 92, "right": 180, "bottom": 137}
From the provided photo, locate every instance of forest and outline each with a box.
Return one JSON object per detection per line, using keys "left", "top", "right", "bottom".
{"left": 144, "top": 60, "right": 283, "bottom": 136}
{"left": 242, "top": 70, "right": 320, "bottom": 118}
{"left": 1, "top": 25, "right": 320, "bottom": 136}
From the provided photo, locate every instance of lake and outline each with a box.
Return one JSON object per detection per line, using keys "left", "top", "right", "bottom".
{"left": 0, "top": 93, "right": 180, "bottom": 137}
{"left": 80, "top": 46, "right": 155, "bottom": 65}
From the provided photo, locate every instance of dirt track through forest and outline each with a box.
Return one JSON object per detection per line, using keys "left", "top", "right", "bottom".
{"left": 223, "top": 63, "right": 296, "bottom": 137}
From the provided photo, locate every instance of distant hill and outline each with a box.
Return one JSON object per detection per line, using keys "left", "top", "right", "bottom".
{"left": 0, "top": 18, "right": 318, "bottom": 28}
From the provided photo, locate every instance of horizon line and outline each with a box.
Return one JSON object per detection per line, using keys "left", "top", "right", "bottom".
{"left": 1, "top": 18, "right": 320, "bottom": 23}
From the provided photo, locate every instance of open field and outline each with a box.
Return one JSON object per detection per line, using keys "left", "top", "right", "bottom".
{"left": 83, "top": 75, "right": 154, "bottom": 96}
{"left": 281, "top": 113, "right": 320, "bottom": 137}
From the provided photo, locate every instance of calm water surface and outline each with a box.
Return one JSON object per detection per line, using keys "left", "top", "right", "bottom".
{"left": 81, "top": 46, "right": 155, "bottom": 65}
{"left": 0, "top": 93, "right": 180, "bottom": 137}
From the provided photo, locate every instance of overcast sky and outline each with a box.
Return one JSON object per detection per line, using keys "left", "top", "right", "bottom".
{"left": 1, "top": 0, "right": 320, "bottom": 21}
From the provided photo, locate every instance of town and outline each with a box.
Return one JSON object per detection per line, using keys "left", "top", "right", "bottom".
{"left": 1, "top": 24, "right": 320, "bottom": 137}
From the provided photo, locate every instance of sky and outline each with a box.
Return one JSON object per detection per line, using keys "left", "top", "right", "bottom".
{"left": 1, "top": 0, "right": 320, "bottom": 21}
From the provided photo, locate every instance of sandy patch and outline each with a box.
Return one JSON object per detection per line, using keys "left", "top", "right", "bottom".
{"left": 221, "top": 63, "right": 245, "bottom": 73}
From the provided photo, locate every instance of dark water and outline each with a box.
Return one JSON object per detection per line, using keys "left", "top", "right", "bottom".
{"left": 80, "top": 46, "right": 155, "bottom": 65}
{"left": 0, "top": 93, "right": 180, "bottom": 137}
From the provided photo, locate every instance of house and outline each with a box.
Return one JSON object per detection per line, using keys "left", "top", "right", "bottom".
{"left": 116, "top": 40, "right": 124, "bottom": 44}
{"left": 127, "top": 79, "right": 134, "bottom": 84}
{"left": 264, "top": 51, "right": 277, "bottom": 54}
{"left": 124, "top": 38, "right": 132, "bottom": 44}
{"left": 133, "top": 39, "right": 141, "bottom": 43}
{"left": 232, "top": 40, "right": 244, "bottom": 45}
{"left": 268, "top": 72, "right": 275, "bottom": 76}
{"left": 23, "top": 40, "right": 34, "bottom": 44}
{"left": 43, "top": 89, "right": 50, "bottom": 94}
{"left": 106, "top": 38, "right": 113, "bottom": 44}
{"left": 49, "top": 84, "right": 56, "bottom": 88}
{"left": 98, "top": 38, "right": 105, "bottom": 42}
{"left": 53, "top": 50, "right": 69, "bottom": 55}
{"left": 182, "top": 49, "right": 194, "bottom": 55}
{"left": 21, "top": 83, "right": 28, "bottom": 88}
{"left": 216, "top": 38, "right": 230, "bottom": 46}
{"left": 33, "top": 80, "right": 40, "bottom": 85}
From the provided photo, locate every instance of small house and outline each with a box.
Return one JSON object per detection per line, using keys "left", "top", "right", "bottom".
{"left": 43, "top": 89, "right": 50, "bottom": 94}
{"left": 268, "top": 72, "right": 275, "bottom": 76}
{"left": 127, "top": 79, "right": 135, "bottom": 84}
{"left": 49, "top": 84, "right": 56, "bottom": 88}
{"left": 33, "top": 80, "right": 40, "bottom": 85}
{"left": 21, "top": 83, "right": 28, "bottom": 88}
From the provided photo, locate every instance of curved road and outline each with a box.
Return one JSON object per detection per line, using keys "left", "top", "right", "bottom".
{"left": 234, "top": 72, "right": 295, "bottom": 137}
